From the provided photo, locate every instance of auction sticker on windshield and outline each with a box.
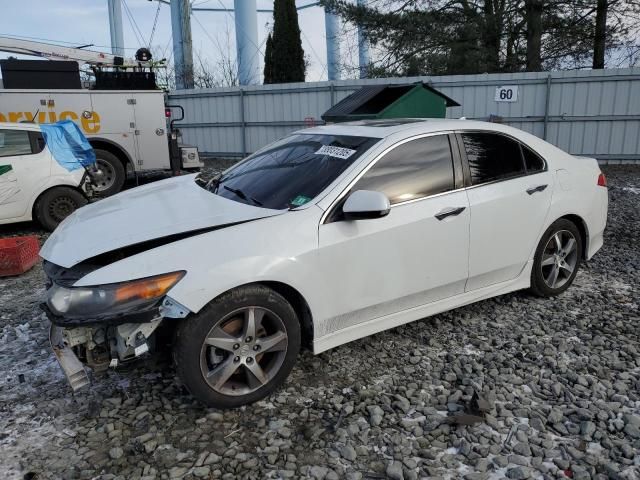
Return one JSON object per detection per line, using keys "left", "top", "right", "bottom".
{"left": 315, "top": 145, "right": 357, "bottom": 160}
{"left": 290, "top": 195, "right": 311, "bottom": 207}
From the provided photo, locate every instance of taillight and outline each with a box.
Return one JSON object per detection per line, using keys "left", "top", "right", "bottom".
{"left": 165, "top": 108, "right": 172, "bottom": 118}
{"left": 597, "top": 172, "right": 607, "bottom": 187}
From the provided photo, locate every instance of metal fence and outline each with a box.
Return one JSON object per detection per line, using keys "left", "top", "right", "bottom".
{"left": 168, "top": 67, "right": 640, "bottom": 163}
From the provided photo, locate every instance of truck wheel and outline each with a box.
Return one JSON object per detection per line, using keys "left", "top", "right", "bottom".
{"left": 90, "top": 149, "right": 125, "bottom": 197}
{"left": 35, "top": 187, "right": 87, "bottom": 231}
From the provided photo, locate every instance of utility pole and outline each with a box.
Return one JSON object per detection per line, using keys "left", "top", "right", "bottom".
{"left": 234, "top": 0, "right": 260, "bottom": 85}
{"left": 107, "top": 0, "right": 125, "bottom": 57}
{"left": 170, "top": 0, "right": 194, "bottom": 89}
{"left": 324, "top": 6, "right": 340, "bottom": 80}
{"left": 357, "top": 0, "right": 369, "bottom": 78}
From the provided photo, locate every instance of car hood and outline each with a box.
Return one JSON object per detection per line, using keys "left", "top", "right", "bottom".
{"left": 41, "top": 174, "right": 285, "bottom": 268}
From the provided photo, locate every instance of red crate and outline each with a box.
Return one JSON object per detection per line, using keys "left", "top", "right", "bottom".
{"left": 0, "top": 236, "right": 40, "bottom": 277}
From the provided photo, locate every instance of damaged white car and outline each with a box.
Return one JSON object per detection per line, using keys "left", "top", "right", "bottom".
{"left": 41, "top": 119, "right": 608, "bottom": 408}
{"left": 0, "top": 121, "right": 94, "bottom": 230}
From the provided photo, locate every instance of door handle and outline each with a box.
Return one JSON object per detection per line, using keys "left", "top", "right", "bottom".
{"left": 435, "top": 206, "right": 466, "bottom": 221}
{"left": 526, "top": 184, "right": 548, "bottom": 195}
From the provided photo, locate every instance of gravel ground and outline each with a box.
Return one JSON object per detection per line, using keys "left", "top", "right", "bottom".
{"left": 0, "top": 163, "right": 638, "bottom": 480}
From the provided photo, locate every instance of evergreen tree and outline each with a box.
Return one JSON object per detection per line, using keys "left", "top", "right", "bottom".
{"left": 267, "top": 0, "right": 306, "bottom": 83}
{"left": 264, "top": 33, "right": 274, "bottom": 83}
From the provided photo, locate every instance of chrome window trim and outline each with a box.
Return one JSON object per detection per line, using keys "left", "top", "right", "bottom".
{"left": 462, "top": 173, "right": 529, "bottom": 191}
{"left": 320, "top": 131, "right": 455, "bottom": 225}
{"left": 389, "top": 186, "right": 467, "bottom": 207}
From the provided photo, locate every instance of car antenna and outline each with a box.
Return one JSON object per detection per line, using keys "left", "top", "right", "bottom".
{"left": 19, "top": 109, "right": 39, "bottom": 124}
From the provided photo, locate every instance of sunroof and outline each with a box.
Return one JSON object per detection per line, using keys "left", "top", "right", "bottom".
{"left": 350, "top": 119, "right": 426, "bottom": 127}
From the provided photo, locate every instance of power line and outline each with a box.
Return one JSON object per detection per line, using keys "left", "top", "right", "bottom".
{"left": 300, "top": 29, "right": 327, "bottom": 81}
{"left": 214, "top": 0, "right": 264, "bottom": 56}
{"left": 148, "top": 1, "right": 162, "bottom": 47}
{"left": 122, "top": 0, "right": 146, "bottom": 46}
{"left": 191, "top": 12, "right": 223, "bottom": 51}
{"left": 192, "top": 12, "right": 266, "bottom": 66}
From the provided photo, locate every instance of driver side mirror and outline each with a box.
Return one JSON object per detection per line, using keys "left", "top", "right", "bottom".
{"left": 342, "top": 190, "right": 390, "bottom": 220}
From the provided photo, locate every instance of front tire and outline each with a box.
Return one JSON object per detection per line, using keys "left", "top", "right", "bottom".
{"left": 174, "top": 285, "right": 301, "bottom": 408}
{"left": 34, "top": 187, "right": 87, "bottom": 231}
{"left": 530, "top": 219, "right": 582, "bottom": 297}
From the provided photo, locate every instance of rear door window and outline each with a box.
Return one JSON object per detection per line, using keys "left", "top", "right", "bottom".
{"left": 354, "top": 134, "right": 455, "bottom": 204}
{"left": 462, "top": 132, "right": 525, "bottom": 185}
{"left": 0, "top": 130, "right": 33, "bottom": 157}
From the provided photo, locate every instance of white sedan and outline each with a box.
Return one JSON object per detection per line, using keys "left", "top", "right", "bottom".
{"left": 41, "top": 119, "right": 608, "bottom": 407}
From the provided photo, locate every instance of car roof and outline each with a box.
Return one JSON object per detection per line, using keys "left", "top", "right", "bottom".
{"left": 297, "top": 118, "right": 522, "bottom": 139}
{"left": 0, "top": 121, "right": 41, "bottom": 131}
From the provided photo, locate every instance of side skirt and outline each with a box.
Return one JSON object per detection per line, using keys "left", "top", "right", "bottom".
{"left": 312, "top": 260, "right": 533, "bottom": 354}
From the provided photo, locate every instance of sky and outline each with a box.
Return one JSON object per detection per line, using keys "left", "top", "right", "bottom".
{"left": 0, "top": 0, "right": 356, "bottom": 84}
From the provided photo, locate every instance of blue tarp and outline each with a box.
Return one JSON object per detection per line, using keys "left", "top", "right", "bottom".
{"left": 40, "top": 120, "right": 96, "bottom": 172}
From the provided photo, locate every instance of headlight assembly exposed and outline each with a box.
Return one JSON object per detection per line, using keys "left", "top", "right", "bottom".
{"left": 47, "top": 271, "right": 185, "bottom": 318}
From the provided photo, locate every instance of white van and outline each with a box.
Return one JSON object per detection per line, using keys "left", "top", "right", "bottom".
{"left": 0, "top": 122, "right": 91, "bottom": 230}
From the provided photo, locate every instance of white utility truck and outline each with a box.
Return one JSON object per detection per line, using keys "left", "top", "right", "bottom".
{"left": 0, "top": 36, "right": 201, "bottom": 196}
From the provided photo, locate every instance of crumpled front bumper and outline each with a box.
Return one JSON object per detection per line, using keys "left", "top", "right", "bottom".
{"left": 49, "top": 323, "right": 90, "bottom": 392}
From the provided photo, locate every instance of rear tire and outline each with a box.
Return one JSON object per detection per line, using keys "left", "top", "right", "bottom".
{"left": 35, "top": 186, "right": 87, "bottom": 231}
{"left": 90, "top": 149, "right": 125, "bottom": 197}
{"left": 174, "top": 285, "right": 301, "bottom": 408}
{"left": 530, "top": 219, "right": 582, "bottom": 297}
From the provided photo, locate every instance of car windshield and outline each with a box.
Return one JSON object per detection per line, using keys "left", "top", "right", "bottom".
{"left": 200, "top": 133, "right": 379, "bottom": 210}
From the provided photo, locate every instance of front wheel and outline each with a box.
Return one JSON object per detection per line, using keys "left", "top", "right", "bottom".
{"left": 174, "top": 285, "right": 301, "bottom": 408}
{"left": 530, "top": 219, "right": 582, "bottom": 297}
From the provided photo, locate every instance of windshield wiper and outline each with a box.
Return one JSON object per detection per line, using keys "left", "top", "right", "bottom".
{"left": 223, "top": 185, "right": 263, "bottom": 206}
{"left": 205, "top": 177, "right": 220, "bottom": 192}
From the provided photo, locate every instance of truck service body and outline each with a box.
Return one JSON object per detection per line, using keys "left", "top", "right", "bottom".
{"left": 0, "top": 89, "right": 202, "bottom": 196}
{"left": 0, "top": 36, "right": 202, "bottom": 198}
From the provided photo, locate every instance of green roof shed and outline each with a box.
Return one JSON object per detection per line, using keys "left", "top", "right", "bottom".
{"left": 322, "top": 82, "right": 460, "bottom": 123}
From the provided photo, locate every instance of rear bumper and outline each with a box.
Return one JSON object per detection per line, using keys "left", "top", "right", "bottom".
{"left": 587, "top": 188, "right": 608, "bottom": 260}
{"left": 49, "top": 323, "right": 89, "bottom": 392}
{"left": 587, "top": 228, "right": 605, "bottom": 260}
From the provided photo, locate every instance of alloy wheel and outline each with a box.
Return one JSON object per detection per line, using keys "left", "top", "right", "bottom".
{"left": 200, "top": 306, "right": 288, "bottom": 396}
{"left": 541, "top": 230, "right": 578, "bottom": 289}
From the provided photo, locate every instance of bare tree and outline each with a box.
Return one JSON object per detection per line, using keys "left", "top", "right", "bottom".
{"left": 152, "top": 24, "right": 239, "bottom": 91}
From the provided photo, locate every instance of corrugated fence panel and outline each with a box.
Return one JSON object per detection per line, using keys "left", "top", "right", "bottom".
{"left": 169, "top": 67, "right": 640, "bottom": 162}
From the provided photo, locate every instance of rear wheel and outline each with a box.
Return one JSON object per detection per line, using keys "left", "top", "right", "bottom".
{"left": 35, "top": 186, "right": 87, "bottom": 231}
{"left": 530, "top": 219, "right": 582, "bottom": 297}
{"left": 89, "top": 149, "right": 125, "bottom": 197}
{"left": 174, "top": 285, "right": 301, "bottom": 408}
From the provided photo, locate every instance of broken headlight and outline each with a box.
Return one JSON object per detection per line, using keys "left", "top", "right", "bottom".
{"left": 47, "top": 271, "right": 185, "bottom": 318}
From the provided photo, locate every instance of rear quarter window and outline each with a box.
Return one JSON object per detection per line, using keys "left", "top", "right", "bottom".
{"left": 521, "top": 144, "right": 546, "bottom": 173}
